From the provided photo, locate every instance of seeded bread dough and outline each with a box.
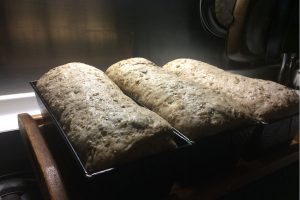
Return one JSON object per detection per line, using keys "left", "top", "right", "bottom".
{"left": 106, "top": 58, "right": 249, "bottom": 140}
{"left": 37, "top": 62, "right": 176, "bottom": 173}
{"left": 163, "top": 59, "right": 299, "bottom": 122}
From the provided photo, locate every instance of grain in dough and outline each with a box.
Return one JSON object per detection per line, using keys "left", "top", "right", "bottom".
{"left": 106, "top": 58, "right": 249, "bottom": 140}
{"left": 37, "top": 62, "right": 176, "bottom": 172}
{"left": 163, "top": 58, "right": 299, "bottom": 122}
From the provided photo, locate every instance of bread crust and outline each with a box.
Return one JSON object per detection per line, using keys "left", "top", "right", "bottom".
{"left": 106, "top": 58, "right": 249, "bottom": 140}
{"left": 163, "top": 59, "right": 299, "bottom": 122}
{"left": 37, "top": 62, "right": 176, "bottom": 172}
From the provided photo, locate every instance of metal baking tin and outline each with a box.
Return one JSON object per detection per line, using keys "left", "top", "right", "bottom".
{"left": 30, "top": 81, "right": 193, "bottom": 199}
{"left": 122, "top": 88, "right": 299, "bottom": 181}
{"left": 242, "top": 113, "right": 299, "bottom": 159}
{"left": 30, "top": 80, "right": 298, "bottom": 197}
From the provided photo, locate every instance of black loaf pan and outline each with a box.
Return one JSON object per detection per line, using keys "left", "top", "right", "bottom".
{"left": 158, "top": 111, "right": 299, "bottom": 184}
{"left": 30, "top": 81, "right": 193, "bottom": 200}
{"left": 167, "top": 125, "right": 258, "bottom": 184}
{"left": 149, "top": 114, "right": 298, "bottom": 185}
{"left": 242, "top": 113, "right": 299, "bottom": 159}
{"left": 122, "top": 91, "right": 299, "bottom": 184}
{"left": 31, "top": 80, "right": 297, "bottom": 195}
{"left": 122, "top": 92, "right": 259, "bottom": 184}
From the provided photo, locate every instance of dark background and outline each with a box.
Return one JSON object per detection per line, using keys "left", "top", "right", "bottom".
{"left": 2, "top": 0, "right": 290, "bottom": 96}
{"left": 0, "top": 0, "right": 228, "bottom": 95}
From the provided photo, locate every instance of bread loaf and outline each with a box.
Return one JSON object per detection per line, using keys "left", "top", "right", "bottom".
{"left": 106, "top": 58, "right": 249, "bottom": 140}
{"left": 163, "top": 59, "right": 299, "bottom": 122}
{"left": 37, "top": 62, "right": 176, "bottom": 172}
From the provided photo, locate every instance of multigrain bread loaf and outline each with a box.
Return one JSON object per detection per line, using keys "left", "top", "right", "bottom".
{"left": 163, "top": 59, "right": 299, "bottom": 122}
{"left": 106, "top": 58, "right": 249, "bottom": 140}
{"left": 37, "top": 62, "right": 176, "bottom": 173}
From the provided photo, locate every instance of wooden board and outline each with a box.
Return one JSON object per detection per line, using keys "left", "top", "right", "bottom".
{"left": 18, "top": 113, "right": 69, "bottom": 200}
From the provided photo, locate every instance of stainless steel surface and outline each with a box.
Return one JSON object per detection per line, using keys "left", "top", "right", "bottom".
{"left": 0, "top": 0, "right": 133, "bottom": 95}
{"left": 0, "top": 0, "right": 225, "bottom": 95}
{"left": 0, "top": 93, "right": 40, "bottom": 132}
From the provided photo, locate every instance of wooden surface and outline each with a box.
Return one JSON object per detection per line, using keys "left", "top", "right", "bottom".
{"left": 18, "top": 113, "right": 69, "bottom": 200}
{"left": 18, "top": 113, "right": 299, "bottom": 200}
